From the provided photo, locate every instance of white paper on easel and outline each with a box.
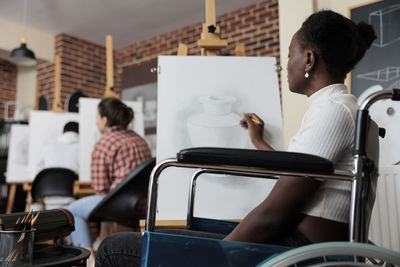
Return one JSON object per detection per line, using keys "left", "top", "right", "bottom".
{"left": 156, "top": 56, "right": 283, "bottom": 220}
{"left": 78, "top": 98, "right": 145, "bottom": 182}
{"left": 27, "top": 111, "right": 80, "bottom": 180}
{"left": 6, "top": 124, "right": 30, "bottom": 183}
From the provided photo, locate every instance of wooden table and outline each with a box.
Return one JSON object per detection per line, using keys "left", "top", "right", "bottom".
{"left": 73, "top": 181, "right": 95, "bottom": 197}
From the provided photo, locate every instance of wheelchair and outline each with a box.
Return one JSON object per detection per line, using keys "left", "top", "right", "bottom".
{"left": 142, "top": 89, "right": 400, "bottom": 266}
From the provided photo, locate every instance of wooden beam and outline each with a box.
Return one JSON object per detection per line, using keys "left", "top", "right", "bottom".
{"left": 106, "top": 35, "right": 114, "bottom": 89}
{"left": 52, "top": 55, "right": 64, "bottom": 112}
{"left": 235, "top": 43, "right": 246, "bottom": 56}
{"left": 199, "top": 0, "right": 227, "bottom": 56}
{"left": 177, "top": 43, "right": 188, "bottom": 56}
{"left": 205, "top": 0, "right": 216, "bottom": 26}
{"left": 6, "top": 183, "right": 17, "bottom": 213}
{"left": 34, "top": 78, "right": 40, "bottom": 110}
{"left": 104, "top": 35, "right": 120, "bottom": 99}
{"left": 73, "top": 181, "right": 95, "bottom": 197}
{"left": 198, "top": 39, "right": 228, "bottom": 49}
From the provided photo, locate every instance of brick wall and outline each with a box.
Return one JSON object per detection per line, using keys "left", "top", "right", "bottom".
{"left": 0, "top": 60, "right": 17, "bottom": 119}
{"left": 37, "top": 0, "right": 279, "bottom": 104}
{"left": 116, "top": 0, "right": 279, "bottom": 90}
{"left": 37, "top": 34, "right": 115, "bottom": 110}
{"left": 37, "top": 62, "right": 54, "bottom": 107}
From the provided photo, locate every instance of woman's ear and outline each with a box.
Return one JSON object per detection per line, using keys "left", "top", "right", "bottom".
{"left": 304, "top": 49, "right": 316, "bottom": 74}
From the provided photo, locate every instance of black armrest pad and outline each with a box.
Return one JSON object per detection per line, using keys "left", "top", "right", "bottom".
{"left": 177, "top": 147, "right": 334, "bottom": 174}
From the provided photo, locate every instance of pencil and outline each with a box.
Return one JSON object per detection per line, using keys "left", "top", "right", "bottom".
{"left": 236, "top": 112, "right": 263, "bottom": 125}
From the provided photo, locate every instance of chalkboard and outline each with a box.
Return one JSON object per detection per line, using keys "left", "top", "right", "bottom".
{"left": 351, "top": 0, "right": 400, "bottom": 97}
{"left": 351, "top": 0, "right": 400, "bottom": 165}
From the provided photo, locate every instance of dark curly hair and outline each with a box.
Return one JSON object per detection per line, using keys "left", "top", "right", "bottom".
{"left": 98, "top": 98, "right": 134, "bottom": 129}
{"left": 298, "top": 10, "right": 376, "bottom": 79}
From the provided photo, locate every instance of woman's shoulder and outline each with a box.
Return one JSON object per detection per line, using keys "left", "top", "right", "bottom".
{"left": 306, "top": 93, "right": 358, "bottom": 129}
{"left": 94, "top": 129, "right": 124, "bottom": 146}
{"left": 328, "top": 93, "right": 358, "bottom": 121}
{"left": 311, "top": 87, "right": 358, "bottom": 118}
{"left": 108, "top": 129, "right": 146, "bottom": 144}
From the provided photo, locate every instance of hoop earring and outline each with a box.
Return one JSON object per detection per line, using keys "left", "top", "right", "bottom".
{"left": 305, "top": 72, "right": 309, "bottom": 78}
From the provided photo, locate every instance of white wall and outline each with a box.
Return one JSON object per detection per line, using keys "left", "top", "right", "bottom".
{"left": 279, "top": 0, "right": 371, "bottom": 148}
{"left": 16, "top": 66, "right": 37, "bottom": 120}
{"left": 278, "top": 0, "right": 315, "bottom": 148}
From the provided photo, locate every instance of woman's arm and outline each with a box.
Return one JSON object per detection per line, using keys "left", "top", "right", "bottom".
{"left": 241, "top": 113, "right": 274, "bottom": 151}
{"left": 224, "top": 175, "right": 321, "bottom": 243}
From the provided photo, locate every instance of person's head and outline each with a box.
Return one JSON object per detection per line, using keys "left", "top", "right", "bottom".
{"left": 96, "top": 98, "right": 134, "bottom": 134}
{"left": 63, "top": 121, "right": 79, "bottom": 134}
{"left": 287, "top": 10, "right": 376, "bottom": 95}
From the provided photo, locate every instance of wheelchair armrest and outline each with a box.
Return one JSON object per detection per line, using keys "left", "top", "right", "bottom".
{"left": 177, "top": 147, "right": 334, "bottom": 174}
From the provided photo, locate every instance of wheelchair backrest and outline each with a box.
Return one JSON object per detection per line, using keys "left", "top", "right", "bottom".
{"left": 362, "top": 118, "right": 380, "bottom": 242}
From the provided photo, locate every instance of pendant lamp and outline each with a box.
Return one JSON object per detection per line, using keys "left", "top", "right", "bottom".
{"left": 9, "top": 0, "right": 37, "bottom": 66}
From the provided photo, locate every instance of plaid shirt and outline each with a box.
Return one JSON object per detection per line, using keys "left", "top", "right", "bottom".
{"left": 91, "top": 126, "right": 152, "bottom": 195}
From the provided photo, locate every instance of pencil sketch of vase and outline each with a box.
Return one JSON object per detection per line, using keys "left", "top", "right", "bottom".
{"left": 187, "top": 95, "right": 246, "bottom": 148}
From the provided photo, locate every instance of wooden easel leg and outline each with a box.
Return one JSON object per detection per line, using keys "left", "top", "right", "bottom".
{"left": 6, "top": 183, "right": 17, "bottom": 214}
{"left": 235, "top": 43, "right": 246, "bottom": 56}
{"left": 177, "top": 43, "right": 188, "bottom": 56}
{"left": 207, "top": 50, "right": 217, "bottom": 56}
{"left": 25, "top": 191, "right": 32, "bottom": 212}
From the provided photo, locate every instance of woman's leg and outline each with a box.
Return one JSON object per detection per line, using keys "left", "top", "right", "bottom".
{"left": 67, "top": 195, "right": 104, "bottom": 247}
{"left": 95, "top": 232, "right": 142, "bottom": 267}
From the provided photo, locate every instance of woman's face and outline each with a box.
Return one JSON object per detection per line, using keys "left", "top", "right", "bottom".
{"left": 96, "top": 111, "right": 108, "bottom": 134}
{"left": 287, "top": 32, "right": 307, "bottom": 94}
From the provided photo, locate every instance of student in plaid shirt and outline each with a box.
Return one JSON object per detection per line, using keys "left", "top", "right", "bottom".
{"left": 68, "top": 98, "right": 151, "bottom": 263}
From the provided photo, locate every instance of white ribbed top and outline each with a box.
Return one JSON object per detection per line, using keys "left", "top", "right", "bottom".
{"left": 287, "top": 83, "right": 358, "bottom": 223}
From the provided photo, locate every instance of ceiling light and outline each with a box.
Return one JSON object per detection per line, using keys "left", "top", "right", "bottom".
{"left": 9, "top": 0, "right": 37, "bottom": 67}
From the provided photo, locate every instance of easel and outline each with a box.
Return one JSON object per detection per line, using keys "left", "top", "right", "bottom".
{"left": 7, "top": 36, "right": 121, "bottom": 212}
{"left": 198, "top": 0, "right": 227, "bottom": 56}
{"left": 177, "top": 0, "right": 245, "bottom": 57}
{"left": 10, "top": 55, "right": 96, "bottom": 212}
{"left": 34, "top": 78, "right": 40, "bottom": 110}
{"left": 141, "top": 0, "right": 243, "bottom": 228}
{"left": 6, "top": 74, "right": 43, "bottom": 213}
{"left": 71, "top": 34, "right": 120, "bottom": 197}
{"left": 6, "top": 80, "right": 42, "bottom": 213}
{"left": 6, "top": 67, "right": 46, "bottom": 213}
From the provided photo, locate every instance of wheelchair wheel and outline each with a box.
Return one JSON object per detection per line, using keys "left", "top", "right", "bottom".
{"left": 258, "top": 242, "right": 400, "bottom": 267}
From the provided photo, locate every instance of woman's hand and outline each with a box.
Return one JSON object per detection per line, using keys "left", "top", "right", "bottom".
{"left": 241, "top": 113, "right": 273, "bottom": 151}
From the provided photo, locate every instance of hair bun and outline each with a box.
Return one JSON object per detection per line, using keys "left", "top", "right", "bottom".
{"left": 357, "top": 21, "right": 377, "bottom": 48}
